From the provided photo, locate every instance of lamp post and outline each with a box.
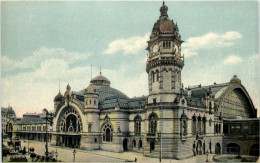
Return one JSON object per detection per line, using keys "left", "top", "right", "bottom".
{"left": 73, "top": 149, "right": 76, "bottom": 162}
{"left": 206, "top": 150, "right": 209, "bottom": 162}
{"left": 55, "top": 149, "right": 58, "bottom": 161}
{"left": 42, "top": 108, "right": 53, "bottom": 162}
{"left": 157, "top": 131, "right": 162, "bottom": 162}
{"left": 23, "top": 140, "right": 30, "bottom": 154}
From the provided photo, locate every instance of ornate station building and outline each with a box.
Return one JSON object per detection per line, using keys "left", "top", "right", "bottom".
{"left": 9, "top": 2, "right": 259, "bottom": 159}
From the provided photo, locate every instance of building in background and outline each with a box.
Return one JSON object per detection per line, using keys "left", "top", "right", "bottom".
{"left": 1, "top": 105, "right": 16, "bottom": 138}
{"left": 11, "top": 113, "right": 51, "bottom": 142}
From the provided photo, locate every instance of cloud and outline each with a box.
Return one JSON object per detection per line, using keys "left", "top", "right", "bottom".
{"left": 250, "top": 54, "right": 260, "bottom": 60}
{"left": 182, "top": 31, "right": 242, "bottom": 57}
{"left": 1, "top": 47, "right": 149, "bottom": 117}
{"left": 223, "top": 55, "right": 243, "bottom": 65}
{"left": 104, "top": 33, "right": 150, "bottom": 55}
{"left": 2, "top": 47, "right": 92, "bottom": 73}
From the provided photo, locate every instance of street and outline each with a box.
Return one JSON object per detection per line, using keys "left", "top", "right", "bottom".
{"left": 4, "top": 140, "right": 216, "bottom": 162}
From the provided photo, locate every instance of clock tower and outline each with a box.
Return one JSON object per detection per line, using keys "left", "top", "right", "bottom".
{"left": 146, "top": 1, "right": 184, "bottom": 104}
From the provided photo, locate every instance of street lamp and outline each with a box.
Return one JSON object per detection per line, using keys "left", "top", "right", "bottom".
{"left": 157, "top": 131, "right": 162, "bottom": 162}
{"left": 54, "top": 149, "right": 58, "bottom": 161}
{"left": 73, "top": 149, "right": 76, "bottom": 162}
{"left": 42, "top": 108, "right": 53, "bottom": 162}
{"left": 23, "top": 140, "right": 30, "bottom": 154}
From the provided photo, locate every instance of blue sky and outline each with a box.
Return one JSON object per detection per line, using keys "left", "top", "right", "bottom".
{"left": 1, "top": 1, "right": 259, "bottom": 117}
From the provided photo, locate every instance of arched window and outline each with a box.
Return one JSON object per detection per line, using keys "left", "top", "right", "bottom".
{"left": 94, "top": 100, "right": 96, "bottom": 105}
{"left": 134, "top": 115, "right": 141, "bottom": 135}
{"left": 176, "top": 72, "right": 179, "bottom": 83}
{"left": 192, "top": 116, "right": 196, "bottom": 135}
{"left": 89, "top": 99, "right": 92, "bottom": 105}
{"left": 156, "top": 70, "right": 159, "bottom": 81}
{"left": 202, "top": 117, "right": 206, "bottom": 135}
{"left": 132, "top": 140, "right": 136, "bottom": 148}
{"left": 102, "top": 123, "right": 113, "bottom": 142}
{"left": 149, "top": 113, "right": 158, "bottom": 134}
{"left": 209, "top": 102, "right": 212, "bottom": 114}
{"left": 182, "top": 120, "right": 187, "bottom": 136}
{"left": 218, "top": 124, "right": 221, "bottom": 133}
{"left": 197, "top": 117, "right": 202, "bottom": 134}
{"left": 152, "top": 72, "right": 155, "bottom": 83}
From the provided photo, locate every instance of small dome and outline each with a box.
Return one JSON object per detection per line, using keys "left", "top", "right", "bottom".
{"left": 54, "top": 92, "right": 63, "bottom": 102}
{"left": 66, "top": 84, "right": 71, "bottom": 92}
{"left": 90, "top": 74, "right": 110, "bottom": 86}
{"left": 85, "top": 84, "right": 97, "bottom": 94}
{"left": 230, "top": 75, "right": 241, "bottom": 84}
{"left": 7, "top": 107, "right": 15, "bottom": 115}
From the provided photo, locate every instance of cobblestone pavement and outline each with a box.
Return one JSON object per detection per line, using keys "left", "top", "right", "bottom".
{"left": 4, "top": 140, "right": 216, "bottom": 162}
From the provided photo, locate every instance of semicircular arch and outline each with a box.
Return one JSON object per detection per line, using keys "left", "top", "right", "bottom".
{"left": 217, "top": 84, "right": 256, "bottom": 118}
{"left": 54, "top": 103, "right": 85, "bottom": 132}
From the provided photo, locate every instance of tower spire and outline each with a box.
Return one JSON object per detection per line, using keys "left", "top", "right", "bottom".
{"left": 160, "top": 0, "right": 168, "bottom": 17}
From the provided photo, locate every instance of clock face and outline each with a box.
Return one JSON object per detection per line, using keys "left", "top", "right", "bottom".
{"left": 174, "top": 44, "right": 179, "bottom": 53}
{"left": 153, "top": 45, "right": 159, "bottom": 53}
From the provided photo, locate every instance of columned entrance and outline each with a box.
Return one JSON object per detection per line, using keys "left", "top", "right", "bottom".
{"left": 59, "top": 135, "right": 81, "bottom": 148}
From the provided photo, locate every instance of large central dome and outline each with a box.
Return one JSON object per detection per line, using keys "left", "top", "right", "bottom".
{"left": 84, "top": 74, "right": 129, "bottom": 102}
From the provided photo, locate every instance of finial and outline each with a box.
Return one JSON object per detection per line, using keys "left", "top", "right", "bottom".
{"left": 100, "top": 65, "right": 102, "bottom": 75}
{"left": 66, "top": 83, "right": 71, "bottom": 92}
{"left": 91, "top": 64, "right": 92, "bottom": 80}
{"left": 59, "top": 79, "right": 60, "bottom": 93}
{"left": 160, "top": 0, "right": 168, "bottom": 17}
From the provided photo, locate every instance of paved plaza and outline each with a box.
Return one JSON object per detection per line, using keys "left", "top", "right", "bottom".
{"left": 3, "top": 139, "right": 218, "bottom": 162}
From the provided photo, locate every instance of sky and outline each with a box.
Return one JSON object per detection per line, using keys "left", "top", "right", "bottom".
{"left": 1, "top": 1, "right": 259, "bottom": 118}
